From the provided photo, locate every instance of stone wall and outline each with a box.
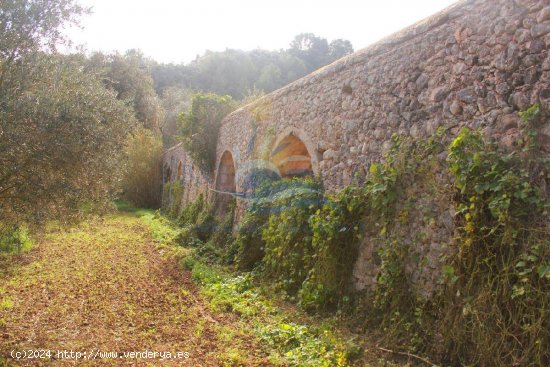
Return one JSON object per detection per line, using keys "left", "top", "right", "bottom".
{"left": 162, "top": 143, "right": 212, "bottom": 210}
{"left": 217, "top": 0, "right": 550, "bottom": 192}
{"left": 167, "top": 0, "right": 550, "bottom": 292}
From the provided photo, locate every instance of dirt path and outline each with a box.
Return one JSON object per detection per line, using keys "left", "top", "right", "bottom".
{"left": 0, "top": 214, "right": 266, "bottom": 366}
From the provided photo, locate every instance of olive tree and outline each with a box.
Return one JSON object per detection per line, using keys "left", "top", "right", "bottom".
{"left": 0, "top": 0, "right": 137, "bottom": 229}
{"left": 0, "top": 53, "right": 136, "bottom": 226}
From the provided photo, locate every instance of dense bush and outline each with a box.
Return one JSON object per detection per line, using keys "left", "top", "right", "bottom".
{"left": 300, "top": 186, "right": 371, "bottom": 311}
{"left": 0, "top": 53, "right": 136, "bottom": 227}
{"left": 0, "top": 226, "right": 32, "bottom": 254}
{"left": 234, "top": 175, "right": 288, "bottom": 270}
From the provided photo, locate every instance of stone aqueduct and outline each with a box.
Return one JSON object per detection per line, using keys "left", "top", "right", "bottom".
{"left": 163, "top": 0, "right": 550, "bottom": 290}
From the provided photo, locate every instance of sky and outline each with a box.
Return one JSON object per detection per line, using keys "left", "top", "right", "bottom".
{"left": 66, "top": 0, "right": 459, "bottom": 64}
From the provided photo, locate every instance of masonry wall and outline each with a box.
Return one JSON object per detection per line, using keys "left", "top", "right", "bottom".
{"left": 169, "top": 0, "right": 550, "bottom": 293}
{"left": 162, "top": 143, "right": 212, "bottom": 210}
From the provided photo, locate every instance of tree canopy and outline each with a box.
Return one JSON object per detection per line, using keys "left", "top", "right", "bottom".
{"left": 86, "top": 50, "right": 163, "bottom": 131}
{"left": 0, "top": 0, "right": 136, "bottom": 226}
{"left": 151, "top": 33, "right": 354, "bottom": 99}
{"left": 178, "top": 93, "right": 236, "bottom": 172}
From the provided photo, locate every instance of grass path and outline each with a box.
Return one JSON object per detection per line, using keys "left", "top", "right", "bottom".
{"left": 0, "top": 213, "right": 267, "bottom": 366}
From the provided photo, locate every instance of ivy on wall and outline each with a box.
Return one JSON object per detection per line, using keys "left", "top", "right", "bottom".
{"left": 170, "top": 105, "right": 550, "bottom": 366}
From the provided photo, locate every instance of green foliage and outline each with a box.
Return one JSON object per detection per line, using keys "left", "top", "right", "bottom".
{"left": 234, "top": 176, "right": 284, "bottom": 270}
{"left": 162, "top": 181, "right": 185, "bottom": 218}
{"left": 178, "top": 193, "right": 205, "bottom": 225}
{"left": 121, "top": 129, "right": 163, "bottom": 208}
{"left": 234, "top": 210, "right": 268, "bottom": 270}
{"left": 0, "top": 0, "right": 139, "bottom": 228}
{"left": 258, "top": 322, "right": 349, "bottom": 367}
{"left": 518, "top": 103, "right": 543, "bottom": 152}
{"left": 301, "top": 186, "right": 369, "bottom": 311}
{"left": 301, "top": 135, "right": 434, "bottom": 312}
{"left": 0, "top": 226, "right": 32, "bottom": 254}
{"left": 159, "top": 86, "right": 192, "bottom": 146}
{"left": 178, "top": 93, "right": 235, "bottom": 171}
{"left": 185, "top": 257, "right": 357, "bottom": 367}
{"left": 438, "top": 122, "right": 550, "bottom": 366}
{"left": 234, "top": 177, "right": 321, "bottom": 273}
{"left": 171, "top": 107, "right": 548, "bottom": 366}
{"left": 448, "top": 127, "right": 544, "bottom": 238}
{"left": 289, "top": 33, "right": 353, "bottom": 72}
{"left": 172, "top": 193, "right": 209, "bottom": 244}
{"left": 207, "top": 196, "right": 237, "bottom": 259}
{"left": 135, "top": 209, "right": 181, "bottom": 246}
{"left": 0, "top": 0, "right": 85, "bottom": 67}
{"left": 339, "top": 120, "right": 550, "bottom": 365}
{"left": 86, "top": 50, "right": 163, "bottom": 130}
{"left": 233, "top": 149, "right": 405, "bottom": 311}
{"left": 373, "top": 239, "right": 411, "bottom": 313}
{"left": 261, "top": 178, "right": 324, "bottom": 295}
{"left": 1, "top": 52, "right": 137, "bottom": 227}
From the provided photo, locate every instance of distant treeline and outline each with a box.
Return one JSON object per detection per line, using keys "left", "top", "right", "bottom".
{"left": 84, "top": 34, "right": 353, "bottom": 147}
{"left": 151, "top": 33, "right": 354, "bottom": 98}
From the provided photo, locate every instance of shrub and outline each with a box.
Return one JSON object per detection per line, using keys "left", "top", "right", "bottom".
{"left": 163, "top": 181, "right": 185, "bottom": 218}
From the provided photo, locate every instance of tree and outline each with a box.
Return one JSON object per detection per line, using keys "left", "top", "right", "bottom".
{"left": 0, "top": 53, "right": 136, "bottom": 226}
{"left": 149, "top": 34, "right": 353, "bottom": 98}
{"left": 0, "top": 0, "right": 136, "bottom": 228}
{"left": 0, "top": 0, "right": 86, "bottom": 70}
{"left": 289, "top": 33, "right": 330, "bottom": 70}
{"left": 160, "top": 86, "right": 192, "bottom": 147}
{"left": 190, "top": 49, "right": 257, "bottom": 99}
{"left": 257, "top": 63, "right": 282, "bottom": 92}
{"left": 178, "top": 93, "right": 235, "bottom": 171}
{"left": 329, "top": 39, "right": 354, "bottom": 61}
{"left": 86, "top": 50, "right": 163, "bottom": 130}
{"left": 152, "top": 62, "right": 192, "bottom": 94}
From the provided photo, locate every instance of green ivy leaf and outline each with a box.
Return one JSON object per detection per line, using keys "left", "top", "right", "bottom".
{"left": 536, "top": 265, "right": 550, "bottom": 279}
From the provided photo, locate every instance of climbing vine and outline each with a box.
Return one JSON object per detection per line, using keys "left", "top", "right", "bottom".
{"left": 437, "top": 108, "right": 550, "bottom": 366}
{"left": 261, "top": 178, "right": 323, "bottom": 296}
{"left": 171, "top": 104, "right": 549, "bottom": 366}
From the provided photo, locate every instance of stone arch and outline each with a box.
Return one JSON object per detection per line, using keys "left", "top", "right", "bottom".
{"left": 177, "top": 161, "right": 183, "bottom": 180}
{"left": 163, "top": 164, "right": 172, "bottom": 183}
{"left": 216, "top": 151, "right": 236, "bottom": 192}
{"left": 270, "top": 128, "right": 318, "bottom": 178}
{"left": 214, "top": 150, "right": 237, "bottom": 217}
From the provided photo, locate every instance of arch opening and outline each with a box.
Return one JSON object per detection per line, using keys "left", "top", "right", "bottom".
{"left": 177, "top": 161, "right": 183, "bottom": 180}
{"left": 271, "top": 134, "right": 313, "bottom": 178}
{"left": 163, "top": 165, "right": 172, "bottom": 183}
{"left": 214, "top": 151, "right": 236, "bottom": 217}
{"left": 216, "top": 151, "right": 236, "bottom": 192}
